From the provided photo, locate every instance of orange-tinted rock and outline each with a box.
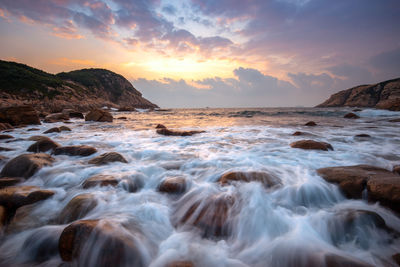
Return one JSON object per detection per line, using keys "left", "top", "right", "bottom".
{"left": 0, "top": 153, "right": 54, "bottom": 178}
{"left": 44, "top": 113, "right": 70, "bottom": 123}
{"left": 58, "top": 193, "right": 98, "bottom": 224}
{"left": 85, "top": 109, "right": 113, "bottom": 122}
{"left": 0, "top": 177, "right": 24, "bottom": 189}
{"left": 156, "top": 124, "right": 166, "bottom": 129}
{"left": 0, "top": 106, "right": 40, "bottom": 126}
{"left": 156, "top": 128, "right": 205, "bottom": 136}
{"left": 344, "top": 112, "right": 360, "bottom": 119}
{"left": 117, "top": 117, "right": 127, "bottom": 120}
{"left": 158, "top": 177, "right": 187, "bottom": 194}
{"left": 0, "top": 186, "right": 54, "bottom": 210}
{"left": 218, "top": 171, "right": 281, "bottom": 188}
{"left": 82, "top": 175, "right": 119, "bottom": 189}
{"left": 59, "top": 126, "right": 71, "bottom": 131}
{"left": 88, "top": 152, "right": 127, "bottom": 165}
{"left": 305, "top": 121, "right": 317, "bottom": 126}
{"left": 27, "top": 138, "right": 60, "bottom": 153}
{"left": 292, "top": 131, "right": 305, "bottom": 136}
{"left": 53, "top": 145, "right": 97, "bottom": 157}
{"left": 290, "top": 140, "right": 333, "bottom": 151}
{"left": 28, "top": 135, "right": 52, "bottom": 142}
{"left": 0, "top": 134, "right": 13, "bottom": 140}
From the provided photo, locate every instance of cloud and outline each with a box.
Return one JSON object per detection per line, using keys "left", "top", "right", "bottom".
{"left": 369, "top": 47, "right": 400, "bottom": 80}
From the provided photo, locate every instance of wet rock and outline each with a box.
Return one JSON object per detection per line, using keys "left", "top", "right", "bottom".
{"left": 344, "top": 112, "right": 360, "bottom": 119}
{"left": 85, "top": 109, "right": 113, "bottom": 122}
{"left": 353, "top": 108, "right": 363, "bottom": 112}
{"left": 290, "top": 140, "right": 333, "bottom": 151}
{"left": 0, "top": 123, "right": 13, "bottom": 131}
{"left": 62, "top": 109, "right": 84, "bottom": 119}
{"left": 0, "top": 106, "right": 40, "bottom": 126}
{"left": 305, "top": 121, "right": 317, "bottom": 126}
{"left": 324, "top": 253, "right": 374, "bottom": 267}
{"left": 118, "top": 106, "right": 136, "bottom": 112}
{"left": 58, "top": 193, "right": 98, "bottom": 224}
{"left": 53, "top": 145, "right": 97, "bottom": 157}
{"left": 179, "top": 193, "right": 235, "bottom": 237}
{"left": 44, "top": 113, "right": 70, "bottom": 123}
{"left": 156, "top": 128, "right": 205, "bottom": 136}
{"left": 88, "top": 152, "right": 127, "bottom": 165}
{"left": 389, "top": 118, "right": 400, "bottom": 123}
{"left": 28, "top": 135, "right": 52, "bottom": 142}
{"left": 354, "top": 134, "right": 371, "bottom": 138}
{"left": 43, "top": 127, "right": 61, "bottom": 134}
{"left": 166, "top": 261, "right": 194, "bottom": 267}
{"left": 292, "top": 131, "right": 305, "bottom": 136}
{"left": 58, "top": 219, "right": 145, "bottom": 266}
{"left": 27, "top": 138, "right": 61, "bottom": 153}
{"left": 82, "top": 175, "right": 119, "bottom": 189}
{"left": 0, "top": 186, "right": 54, "bottom": 210}
{"left": 317, "top": 165, "right": 400, "bottom": 212}
{"left": 0, "top": 153, "right": 54, "bottom": 178}
{"left": 117, "top": 116, "right": 127, "bottom": 120}
{"left": 394, "top": 165, "right": 400, "bottom": 175}
{"left": 156, "top": 124, "right": 166, "bottom": 129}
{"left": 27, "top": 128, "right": 40, "bottom": 131}
{"left": 0, "top": 147, "right": 13, "bottom": 151}
{"left": 0, "top": 205, "right": 6, "bottom": 229}
{"left": 59, "top": 126, "right": 71, "bottom": 131}
{"left": 0, "top": 177, "right": 24, "bottom": 189}
{"left": 218, "top": 171, "right": 281, "bottom": 188}
{"left": 0, "top": 134, "right": 14, "bottom": 140}
{"left": 158, "top": 177, "right": 187, "bottom": 194}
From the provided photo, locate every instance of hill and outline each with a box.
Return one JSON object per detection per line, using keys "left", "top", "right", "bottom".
{"left": 0, "top": 60, "right": 158, "bottom": 112}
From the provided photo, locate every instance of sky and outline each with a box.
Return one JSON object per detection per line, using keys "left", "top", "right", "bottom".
{"left": 0, "top": 0, "right": 399, "bottom": 108}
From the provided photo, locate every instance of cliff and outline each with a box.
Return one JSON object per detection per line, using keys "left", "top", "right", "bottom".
{"left": 316, "top": 78, "right": 400, "bottom": 111}
{"left": 0, "top": 60, "right": 158, "bottom": 112}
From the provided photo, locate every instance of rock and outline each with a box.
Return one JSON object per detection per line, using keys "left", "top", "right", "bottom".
{"left": 62, "top": 109, "right": 84, "bottom": 119}
{"left": 58, "top": 193, "right": 98, "bottom": 224}
{"left": 179, "top": 193, "right": 235, "bottom": 237}
{"left": 292, "top": 131, "right": 305, "bottom": 136}
{"left": 324, "top": 253, "right": 374, "bottom": 267}
{"left": 53, "top": 145, "right": 97, "bottom": 157}
{"left": 28, "top": 135, "right": 52, "bottom": 142}
{"left": 354, "top": 134, "right": 371, "bottom": 138}
{"left": 0, "top": 186, "right": 54, "bottom": 210}
{"left": 43, "top": 127, "right": 61, "bottom": 134}
{"left": 158, "top": 177, "right": 187, "bottom": 194}
{"left": 117, "top": 117, "right": 127, "bottom": 120}
{"left": 156, "top": 124, "right": 166, "bottom": 129}
{"left": 82, "top": 175, "right": 119, "bottom": 189}
{"left": 0, "top": 147, "right": 13, "bottom": 151}
{"left": 0, "top": 177, "right": 24, "bottom": 189}
{"left": 0, "top": 134, "right": 13, "bottom": 140}
{"left": 156, "top": 128, "right": 205, "bottom": 136}
{"left": 59, "top": 126, "right": 71, "bottom": 131}
{"left": 166, "top": 261, "right": 194, "bottom": 267}
{"left": 27, "top": 138, "right": 60, "bottom": 153}
{"left": 317, "top": 77, "right": 400, "bottom": 111}
{"left": 118, "top": 106, "right": 136, "bottom": 112}
{"left": 317, "top": 165, "right": 400, "bottom": 212}
{"left": 0, "top": 106, "right": 40, "bottom": 126}
{"left": 0, "top": 153, "right": 54, "bottom": 178}
{"left": 290, "top": 140, "right": 333, "bottom": 151}
{"left": 344, "top": 112, "right": 360, "bottom": 119}
{"left": 394, "top": 165, "right": 400, "bottom": 175}
{"left": 85, "top": 109, "right": 113, "bottom": 122}
{"left": 0, "top": 123, "right": 13, "bottom": 131}
{"left": 0, "top": 205, "right": 6, "bottom": 229}
{"left": 88, "top": 152, "right": 127, "bottom": 165}
{"left": 44, "top": 113, "right": 70, "bottom": 123}
{"left": 353, "top": 108, "right": 363, "bottom": 112}
{"left": 27, "top": 128, "right": 40, "bottom": 131}
{"left": 58, "top": 219, "right": 145, "bottom": 266}
{"left": 389, "top": 118, "right": 400, "bottom": 123}
{"left": 305, "top": 121, "right": 317, "bottom": 126}
{"left": 218, "top": 171, "right": 281, "bottom": 188}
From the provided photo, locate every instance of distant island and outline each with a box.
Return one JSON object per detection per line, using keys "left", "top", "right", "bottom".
{"left": 317, "top": 77, "right": 400, "bottom": 111}
{"left": 0, "top": 60, "right": 158, "bottom": 113}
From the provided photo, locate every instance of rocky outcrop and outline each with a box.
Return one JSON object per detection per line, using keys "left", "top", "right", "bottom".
{"left": 85, "top": 109, "right": 113, "bottom": 122}
{"left": 317, "top": 77, "right": 400, "bottom": 111}
{"left": 0, "top": 60, "right": 158, "bottom": 113}
{"left": 53, "top": 145, "right": 97, "bottom": 157}
{"left": 290, "top": 140, "right": 333, "bottom": 151}
{"left": 0, "top": 153, "right": 54, "bottom": 178}
{"left": 88, "top": 152, "right": 127, "bottom": 165}
{"left": 0, "top": 106, "right": 40, "bottom": 126}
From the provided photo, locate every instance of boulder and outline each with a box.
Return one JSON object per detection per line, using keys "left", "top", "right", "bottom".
{"left": 155, "top": 124, "right": 166, "bottom": 129}
{"left": 82, "top": 175, "right": 119, "bottom": 189}
{"left": 292, "top": 131, "right": 305, "bottom": 136}
{"left": 27, "top": 138, "right": 60, "bottom": 153}
{"left": 0, "top": 186, "right": 54, "bottom": 210}
{"left": 85, "top": 109, "right": 113, "bottom": 122}
{"left": 0, "top": 177, "right": 24, "bottom": 189}
{"left": 58, "top": 219, "right": 145, "bottom": 266}
{"left": 179, "top": 193, "right": 235, "bottom": 237}
{"left": 305, "top": 121, "right": 317, "bottom": 126}
{"left": 218, "top": 171, "right": 281, "bottom": 188}
{"left": 0, "top": 123, "right": 13, "bottom": 131}
{"left": 58, "top": 193, "right": 98, "bottom": 224}
{"left": 0, "top": 106, "right": 40, "bottom": 126}
{"left": 43, "top": 127, "right": 61, "bottom": 134}
{"left": 53, "top": 145, "right": 97, "bottom": 157}
{"left": 158, "top": 177, "right": 187, "bottom": 194}
{"left": 344, "top": 112, "right": 360, "bottom": 119}
{"left": 88, "top": 152, "right": 127, "bottom": 165}
{"left": 0, "top": 134, "right": 13, "bottom": 140}
{"left": 290, "top": 140, "right": 333, "bottom": 151}
{"left": 62, "top": 109, "right": 84, "bottom": 119}
{"left": 317, "top": 165, "right": 400, "bottom": 212}
{"left": 59, "top": 126, "right": 71, "bottom": 131}
{"left": 28, "top": 135, "right": 52, "bottom": 142}
{"left": 156, "top": 128, "right": 205, "bottom": 136}
{"left": 0, "top": 153, "right": 54, "bottom": 178}
{"left": 44, "top": 113, "right": 70, "bottom": 123}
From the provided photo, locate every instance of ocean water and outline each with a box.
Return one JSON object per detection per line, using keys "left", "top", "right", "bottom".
{"left": 0, "top": 107, "right": 400, "bottom": 267}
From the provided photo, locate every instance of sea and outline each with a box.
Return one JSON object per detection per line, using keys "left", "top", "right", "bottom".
{"left": 0, "top": 107, "right": 400, "bottom": 266}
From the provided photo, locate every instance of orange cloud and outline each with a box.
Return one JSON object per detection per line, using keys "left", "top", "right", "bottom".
{"left": 48, "top": 57, "right": 97, "bottom": 67}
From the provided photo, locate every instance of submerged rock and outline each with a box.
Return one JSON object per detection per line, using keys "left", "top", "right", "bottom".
{"left": 290, "top": 140, "right": 333, "bottom": 151}
{"left": 58, "top": 193, "right": 98, "bottom": 224}
{"left": 53, "top": 145, "right": 97, "bottom": 157}
{"left": 58, "top": 219, "right": 145, "bottom": 266}
{"left": 344, "top": 112, "right": 360, "bottom": 119}
{"left": 44, "top": 113, "right": 70, "bottom": 123}
{"left": 0, "top": 186, "right": 54, "bottom": 210}
{"left": 156, "top": 128, "right": 205, "bottom": 136}
{"left": 0, "top": 153, "right": 54, "bottom": 178}
{"left": 305, "top": 121, "right": 317, "bottom": 126}
{"left": 43, "top": 126, "right": 71, "bottom": 134}
{"left": 158, "top": 177, "right": 187, "bottom": 194}
{"left": 292, "top": 131, "right": 307, "bottom": 136}
{"left": 82, "top": 175, "right": 119, "bottom": 189}
{"left": 218, "top": 171, "right": 281, "bottom": 188}
{"left": 85, "top": 109, "right": 113, "bottom": 122}
{"left": 27, "top": 138, "right": 60, "bottom": 153}
{"left": 0, "top": 134, "right": 14, "bottom": 140}
{"left": 0, "top": 106, "right": 40, "bottom": 126}
{"left": 354, "top": 134, "right": 371, "bottom": 138}
{"left": 88, "top": 152, "right": 127, "bottom": 165}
